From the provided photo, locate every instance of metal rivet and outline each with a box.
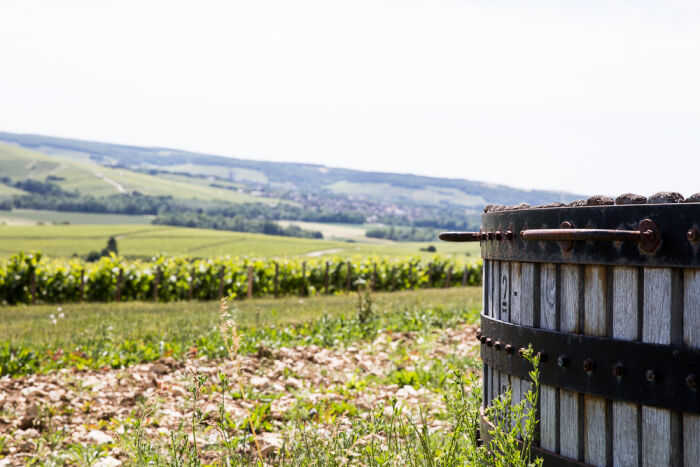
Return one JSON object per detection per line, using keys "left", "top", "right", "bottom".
{"left": 487, "top": 232, "right": 494, "bottom": 240}
{"left": 646, "top": 370, "right": 657, "bottom": 382}
{"left": 557, "top": 355, "right": 568, "bottom": 368}
{"left": 494, "top": 341, "right": 502, "bottom": 350}
{"left": 485, "top": 338, "right": 493, "bottom": 347}
{"left": 505, "top": 230, "right": 514, "bottom": 240}
{"left": 518, "top": 348, "right": 525, "bottom": 357}
{"left": 612, "top": 363, "right": 624, "bottom": 377}
{"left": 688, "top": 228, "right": 700, "bottom": 242}
{"left": 687, "top": 374, "right": 697, "bottom": 388}
{"left": 480, "top": 336, "right": 487, "bottom": 344}
{"left": 495, "top": 231, "right": 502, "bottom": 241}
{"left": 582, "top": 359, "right": 594, "bottom": 372}
{"left": 505, "top": 344, "right": 514, "bottom": 354}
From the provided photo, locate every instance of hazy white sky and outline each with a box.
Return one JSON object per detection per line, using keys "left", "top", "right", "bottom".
{"left": 1, "top": 1, "right": 699, "bottom": 197}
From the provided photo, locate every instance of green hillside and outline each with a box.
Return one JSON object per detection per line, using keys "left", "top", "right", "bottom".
{"left": 0, "top": 143, "right": 285, "bottom": 205}
{"left": 0, "top": 131, "right": 579, "bottom": 208}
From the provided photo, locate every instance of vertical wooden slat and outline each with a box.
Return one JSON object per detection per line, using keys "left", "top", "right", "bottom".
{"left": 612, "top": 266, "right": 639, "bottom": 467}
{"left": 519, "top": 262, "right": 536, "bottom": 422}
{"left": 273, "top": 262, "right": 279, "bottom": 298}
{"left": 445, "top": 266, "right": 452, "bottom": 288}
{"left": 684, "top": 269, "right": 700, "bottom": 464}
{"left": 642, "top": 268, "right": 676, "bottom": 467}
{"left": 247, "top": 265, "right": 253, "bottom": 299}
{"left": 510, "top": 262, "right": 523, "bottom": 431}
{"left": 539, "top": 263, "right": 557, "bottom": 452}
{"left": 217, "top": 267, "right": 225, "bottom": 300}
{"left": 346, "top": 262, "right": 352, "bottom": 291}
{"left": 462, "top": 266, "right": 468, "bottom": 286}
{"left": 30, "top": 269, "right": 37, "bottom": 305}
{"left": 188, "top": 266, "right": 195, "bottom": 301}
{"left": 301, "top": 261, "right": 306, "bottom": 296}
{"left": 492, "top": 261, "right": 500, "bottom": 402}
{"left": 583, "top": 265, "right": 608, "bottom": 467}
{"left": 79, "top": 268, "right": 85, "bottom": 303}
{"left": 560, "top": 264, "right": 580, "bottom": 460}
{"left": 324, "top": 261, "right": 330, "bottom": 294}
{"left": 115, "top": 268, "right": 123, "bottom": 302}
{"left": 153, "top": 266, "right": 160, "bottom": 301}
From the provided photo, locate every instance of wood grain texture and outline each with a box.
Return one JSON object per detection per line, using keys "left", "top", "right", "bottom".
{"left": 559, "top": 265, "right": 580, "bottom": 460}
{"left": 520, "top": 263, "right": 535, "bottom": 328}
{"left": 612, "top": 267, "right": 639, "bottom": 467}
{"left": 683, "top": 269, "right": 700, "bottom": 464}
{"left": 539, "top": 263, "right": 557, "bottom": 452}
{"left": 642, "top": 268, "right": 673, "bottom": 467}
{"left": 584, "top": 265, "right": 607, "bottom": 467}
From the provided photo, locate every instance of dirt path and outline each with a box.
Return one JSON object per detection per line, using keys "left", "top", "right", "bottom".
{"left": 93, "top": 171, "right": 127, "bottom": 194}
{"left": 304, "top": 248, "right": 344, "bottom": 257}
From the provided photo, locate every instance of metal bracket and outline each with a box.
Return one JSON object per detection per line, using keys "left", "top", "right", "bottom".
{"left": 480, "top": 314, "right": 700, "bottom": 414}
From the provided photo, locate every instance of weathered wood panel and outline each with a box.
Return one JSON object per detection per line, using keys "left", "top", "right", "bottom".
{"left": 684, "top": 269, "right": 700, "bottom": 464}
{"left": 612, "top": 266, "right": 639, "bottom": 467}
{"left": 642, "top": 268, "right": 679, "bottom": 467}
{"left": 559, "top": 264, "right": 580, "bottom": 460}
{"left": 583, "top": 265, "right": 608, "bottom": 467}
{"left": 539, "top": 263, "right": 557, "bottom": 452}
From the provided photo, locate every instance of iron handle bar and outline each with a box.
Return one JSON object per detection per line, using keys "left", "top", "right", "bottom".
{"left": 520, "top": 228, "right": 652, "bottom": 243}
{"left": 438, "top": 232, "right": 483, "bottom": 242}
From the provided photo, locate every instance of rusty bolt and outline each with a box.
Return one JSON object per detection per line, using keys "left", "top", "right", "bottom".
{"left": 582, "top": 359, "right": 594, "bottom": 372}
{"left": 612, "top": 363, "right": 624, "bottom": 377}
{"left": 494, "top": 341, "right": 502, "bottom": 350}
{"left": 485, "top": 338, "right": 493, "bottom": 347}
{"left": 495, "top": 231, "right": 502, "bottom": 241}
{"left": 646, "top": 370, "right": 657, "bottom": 382}
{"left": 505, "top": 344, "right": 514, "bottom": 354}
{"left": 687, "top": 374, "right": 697, "bottom": 388}
{"left": 505, "top": 230, "right": 514, "bottom": 240}
{"left": 557, "top": 355, "right": 568, "bottom": 368}
{"left": 480, "top": 336, "right": 487, "bottom": 344}
{"left": 688, "top": 228, "right": 700, "bottom": 242}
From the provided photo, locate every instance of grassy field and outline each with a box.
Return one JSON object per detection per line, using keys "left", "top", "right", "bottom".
{"left": 0, "top": 287, "right": 480, "bottom": 349}
{"left": 0, "top": 209, "right": 154, "bottom": 226}
{"left": 0, "top": 223, "right": 480, "bottom": 259}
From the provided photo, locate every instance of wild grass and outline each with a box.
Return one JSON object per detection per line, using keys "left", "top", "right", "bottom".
{"left": 0, "top": 288, "right": 480, "bottom": 376}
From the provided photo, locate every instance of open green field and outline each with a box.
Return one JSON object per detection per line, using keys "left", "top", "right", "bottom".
{"left": 0, "top": 223, "right": 480, "bottom": 259}
{"left": 0, "top": 209, "right": 154, "bottom": 225}
{"left": 0, "top": 142, "right": 285, "bottom": 205}
{"left": 0, "top": 287, "right": 480, "bottom": 349}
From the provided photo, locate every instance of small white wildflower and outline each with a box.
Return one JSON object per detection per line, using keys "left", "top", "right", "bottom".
{"left": 299, "top": 299, "right": 304, "bottom": 304}
{"left": 170, "top": 274, "right": 177, "bottom": 282}
{"left": 57, "top": 306, "right": 62, "bottom": 312}
{"left": 51, "top": 319, "right": 57, "bottom": 325}
{"left": 49, "top": 314, "right": 55, "bottom": 320}
{"left": 58, "top": 313, "right": 65, "bottom": 319}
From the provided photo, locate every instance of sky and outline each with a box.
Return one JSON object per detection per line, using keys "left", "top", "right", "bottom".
{"left": 1, "top": 1, "right": 699, "bottom": 197}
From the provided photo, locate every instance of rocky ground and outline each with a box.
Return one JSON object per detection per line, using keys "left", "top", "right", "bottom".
{"left": 0, "top": 325, "right": 479, "bottom": 466}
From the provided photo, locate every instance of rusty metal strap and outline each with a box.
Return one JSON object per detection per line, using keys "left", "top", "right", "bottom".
{"left": 479, "top": 409, "right": 593, "bottom": 467}
{"left": 480, "top": 314, "right": 700, "bottom": 414}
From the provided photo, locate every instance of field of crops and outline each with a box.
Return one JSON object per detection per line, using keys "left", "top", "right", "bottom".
{"left": 0, "top": 224, "right": 480, "bottom": 259}
{"left": 0, "top": 252, "right": 482, "bottom": 305}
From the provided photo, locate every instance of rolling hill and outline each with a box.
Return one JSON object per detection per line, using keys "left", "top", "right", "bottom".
{"left": 0, "top": 131, "right": 577, "bottom": 209}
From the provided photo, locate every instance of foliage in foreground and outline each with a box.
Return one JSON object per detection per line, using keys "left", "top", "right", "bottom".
{"left": 116, "top": 350, "right": 542, "bottom": 466}
{"left": 0, "top": 252, "right": 481, "bottom": 305}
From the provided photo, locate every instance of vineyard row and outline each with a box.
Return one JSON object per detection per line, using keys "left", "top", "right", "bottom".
{"left": 1, "top": 252, "right": 483, "bottom": 305}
